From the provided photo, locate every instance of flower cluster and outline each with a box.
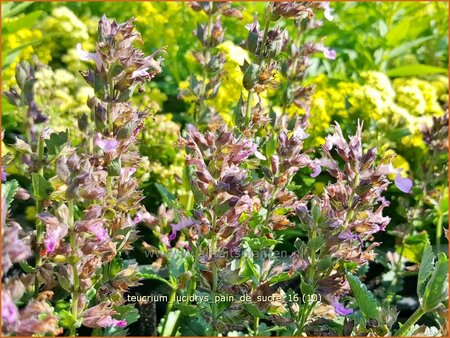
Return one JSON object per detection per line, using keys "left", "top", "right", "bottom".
{"left": 292, "top": 122, "right": 412, "bottom": 331}
{"left": 179, "top": 2, "right": 243, "bottom": 124}
{"left": 2, "top": 15, "right": 164, "bottom": 336}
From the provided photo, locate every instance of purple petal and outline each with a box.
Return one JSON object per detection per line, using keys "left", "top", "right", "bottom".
{"left": 168, "top": 230, "right": 177, "bottom": 242}
{"left": 320, "top": 2, "right": 334, "bottom": 21}
{"left": 394, "top": 173, "right": 413, "bottom": 193}
{"left": 2, "top": 167, "right": 7, "bottom": 181}
{"left": 331, "top": 296, "right": 353, "bottom": 316}
{"left": 113, "top": 319, "right": 127, "bottom": 328}
{"left": 43, "top": 238, "right": 56, "bottom": 253}
{"left": 96, "top": 138, "right": 119, "bottom": 152}
{"left": 131, "top": 68, "right": 149, "bottom": 79}
{"left": 323, "top": 48, "right": 336, "bottom": 60}
{"left": 2, "top": 292, "right": 19, "bottom": 325}
{"left": 334, "top": 302, "right": 353, "bottom": 316}
{"left": 310, "top": 165, "right": 321, "bottom": 178}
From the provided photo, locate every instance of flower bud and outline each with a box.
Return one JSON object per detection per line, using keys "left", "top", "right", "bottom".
{"left": 243, "top": 63, "right": 260, "bottom": 90}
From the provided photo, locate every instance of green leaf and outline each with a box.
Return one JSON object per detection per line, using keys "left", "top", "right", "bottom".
{"left": 138, "top": 266, "right": 175, "bottom": 290}
{"left": 178, "top": 315, "right": 210, "bottom": 336}
{"left": 387, "top": 36, "right": 434, "bottom": 60}
{"left": 155, "top": 183, "right": 176, "bottom": 207}
{"left": 58, "top": 309, "right": 77, "bottom": 329}
{"left": 265, "top": 135, "right": 277, "bottom": 159}
{"left": 2, "top": 179, "right": 19, "bottom": 209}
{"left": 114, "top": 305, "right": 140, "bottom": 326}
{"left": 387, "top": 64, "right": 448, "bottom": 77}
{"left": 31, "top": 173, "right": 53, "bottom": 200}
{"left": 308, "top": 235, "right": 326, "bottom": 253}
{"left": 244, "top": 303, "right": 265, "bottom": 319}
{"left": 45, "top": 131, "right": 68, "bottom": 156}
{"left": 174, "top": 303, "right": 198, "bottom": 316}
{"left": 244, "top": 237, "right": 278, "bottom": 251}
{"left": 1, "top": 2, "right": 32, "bottom": 19}
{"left": 19, "top": 261, "right": 35, "bottom": 273}
{"left": 399, "top": 232, "right": 430, "bottom": 263}
{"left": 417, "top": 243, "right": 434, "bottom": 300}
{"left": 2, "top": 11, "right": 43, "bottom": 34}
{"left": 268, "top": 271, "right": 293, "bottom": 284}
{"left": 422, "top": 253, "right": 448, "bottom": 311}
{"left": 300, "top": 280, "right": 315, "bottom": 296}
{"left": 347, "top": 273, "right": 379, "bottom": 320}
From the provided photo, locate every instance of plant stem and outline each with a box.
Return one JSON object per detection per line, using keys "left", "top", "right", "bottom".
{"left": 161, "top": 279, "right": 177, "bottom": 336}
{"left": 211, "top": 211, "right": 218, "bottom": 336}
{"left": 253, "top": 316, "right": 260, "bottom": 336}
{"left": 244, "top": 89, "right": 253, "bottom": 128}
{"left": 308, "top": 230, "right": 316, "bottom": 284}
{"left": 436, "top": 211, "right": 443, "bottom": 253}
{"left": 68, "top": 200, "right": 79, "bottom": 337}
{"left": 34, "top": 134, "right": 45, "bottom": 294}
{"left": 244, "top": 11, "right": 271, "bottom": 129}
{"left": 395, "top": 306, "right": 426, "bottom": 336}
{"left": 197, "top": 1, "right": 214, "bottom": 123}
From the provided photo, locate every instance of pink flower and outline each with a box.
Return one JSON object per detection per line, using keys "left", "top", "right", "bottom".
{"left": 38, "top": 214, "right": 68, "bottom": 254}
{"left": 98, "top": 317, "right": 127, "bottom": 328}
{"left": 2, "top": 291, "right": 18, "bottom": 326}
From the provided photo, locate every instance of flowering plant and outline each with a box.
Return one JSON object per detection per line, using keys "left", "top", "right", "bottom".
{"left": 1, "top": 2, "right": 448, "bottom": 337}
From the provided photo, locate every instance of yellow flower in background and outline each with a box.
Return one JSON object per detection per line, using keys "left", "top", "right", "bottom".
{"left": 393, "top": 78, "right": 444, "bottom": 116}
{"left": 2, "top": 16, "right": 52, "bottom": 86}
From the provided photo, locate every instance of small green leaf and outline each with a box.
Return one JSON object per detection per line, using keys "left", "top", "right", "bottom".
{"left": 244, "top": 237, "right": 278, "bottom": 251}
{"left": 347, "top": 273, "right": 378, "bottom": 320}
{"left": 269, "top": 272, "right": 293, "bottom": 284}
{"left": 2, "top": 179, "right": 19, "bottom": 209}
{"left": 59, "top": 309, "right": 77, "bottom": 329}
{"left": 387, "top": 64, "right": 448, "bottom": 77}
{"left": 155, "top": 183, "right": 176, "bottom": 207}
{"left": 1, "top": 2, "right": 32, "bottom": 19}
{"left": 178, "top": 315, "right": 210, "bottom": 336}
{"left": 399, "top": 232, "right": 430, "bottom": 263}
{"left": 244, "top": 303, "right": 265, "bottom": 319}
{"left": 308, "top": 236, "right": 326, "bottom": 253}
{"left": 422, "top": 253, "right": 448, "bottom": 311}
{"left": 19, "top": 261, "right": 35, "bottom": 273}
{"left": 45, "top": 131, "right": 68, "bottom": 156}
{"left": 114, "top": 305, "right": 140, "bottom": 326}
{"left": 31, "top": 173, "right": 53, "bottom": 200}
{"left": 2, "top": 11, "right": 43, "bottom": 34}
{"left": 138, "top": 266, "right": 175, "bottom": 289}
{"left": 300, "top": 279, "right": 315, "bottom": 296}
{"left": 417, "top": 243, "right": 434, "bottom": 300}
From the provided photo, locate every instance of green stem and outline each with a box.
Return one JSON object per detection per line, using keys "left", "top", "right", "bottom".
{"left": 197, "top": 1, "right": 214, "bottom": 124}
{"left": 436, "top": 212, "right": 443, "bottom": 253}
{"left": 211, "top": 211, "right": 218, "bottom": 336}
{"left": 395, "top": 307, "right": 426, "bottom": 336}
{"left": 253, "top": 316, "right": 260, "bottom": 336}
{"left": 34, "top": 135, "right": 45, "bottom": 294}
{"left": 68, "top": 200, "right": 79, "bottom": 337}
{"left": 161, "top": 280, "right": 177, "bottom": 336}
{"left": 308, "top": 230, "right": 316, "bottom": 284}
{"left": 244, "top": 89, "right": 253, "bottom": 129}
